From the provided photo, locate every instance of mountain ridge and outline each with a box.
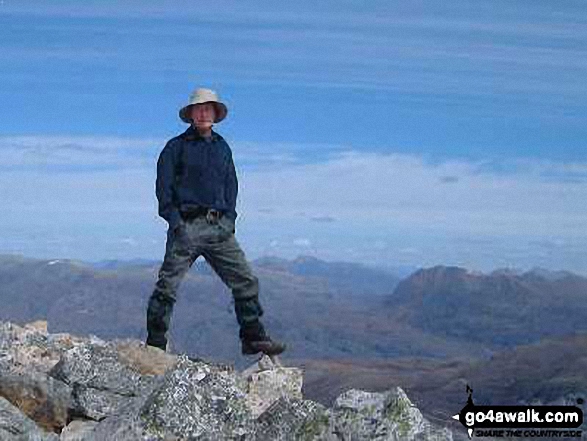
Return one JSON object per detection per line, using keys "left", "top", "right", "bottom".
{"left": 0, "top": 254, "right": 585, "bottom": 364}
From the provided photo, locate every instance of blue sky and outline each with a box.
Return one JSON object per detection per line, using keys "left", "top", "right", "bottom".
{"left": 1, "top": 1, "right": 586, "bottom": 274}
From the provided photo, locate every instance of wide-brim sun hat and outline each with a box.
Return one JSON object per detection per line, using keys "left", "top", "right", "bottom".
{"left": 179, "top": 88, "right": 228, "bottom": 124}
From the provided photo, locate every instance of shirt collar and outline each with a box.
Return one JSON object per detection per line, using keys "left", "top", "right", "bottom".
{"left": 183, "top": 125, "right": 220, "bottom": 142}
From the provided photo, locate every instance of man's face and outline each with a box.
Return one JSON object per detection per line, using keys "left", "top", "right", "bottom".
{"left": 190, "top": 103, "right": 216, "bottom": 131}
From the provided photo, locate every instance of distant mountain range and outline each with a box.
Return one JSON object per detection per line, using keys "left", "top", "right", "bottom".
{"left": 1, "top": 254, "right": 585, "bottom": 439}
{"left": 389, "top": 265, "right": 587, "bottom": 346}
{"left": 90, "top": 254, "right": 409, "bottom": 295}
{"left": 0, "top": 254, "right": 411, "bottom": 364}
{"left": 0, "top": 255, "right": 585, "bottom": 363}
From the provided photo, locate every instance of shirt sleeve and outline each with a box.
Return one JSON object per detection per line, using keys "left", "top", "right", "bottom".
{"left": 225, "top": 150, "right": 238, "bottom": 221}
{"left": 156, "top": 142, "right": 181, "bottom": 230}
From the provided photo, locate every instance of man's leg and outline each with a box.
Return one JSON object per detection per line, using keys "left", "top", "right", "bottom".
{"left": 201, "top": 235, "right": 263, "bottom": 330}
{"left": 146, "top": 226, "right": 195, "bottom": 350}
{"left": 201, "top": 234, "right": 285, "bottom": 355}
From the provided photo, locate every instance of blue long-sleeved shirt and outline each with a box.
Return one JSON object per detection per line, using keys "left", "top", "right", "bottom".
{"left": 156, "top": 125, "right": 238, "bottom": 230}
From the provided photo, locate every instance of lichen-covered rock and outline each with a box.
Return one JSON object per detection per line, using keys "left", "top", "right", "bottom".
{"left": 413, "top": 425, "right": 454, "bottom": 441}
{"left": 60, "top": 420, "right": 99, "bottom": 441}
{"left": 49, "top": 341, "right": 157, "bottom": 420}
{"left": 25, "top": 320, "right": 49, "bottom": 334}
{"left": 69, "top": 384, "right": 139, "bottom": 421}
{"left": 253, "top": 396, "right": 336, "bottom": 441}
{"left": 0, "top": 320, "right": 455, "bottom": 441}
{"left": 138, "top": 356, "right": 254, "bottom": 440}
{"left": 0, "top": 396, "right": 60, "bottom": 441}
{"left": 114, "top": 340, "right": 178, "bottom": 376}
{"left": 74, "top": 415, "right": 147, "bottom": 441}
{"left": 0, "top": 321, "right": 59, "bottom": 373}
{"left": 0, "top": 368, "right": 71, "bottom": 432}
{"left": 240, "top": 355, "right": 304, "bottom": 417}
{"left": 0, "top": 321, "right": 88, "bottom": 376}
{"left": 332, "top": 388, "right": 452, "bottom": 441}
{"left": 81, "top": 356, "right": 304, "bottom": 440}
{"left": 49, "top": 341, "right": 148, "bottom": 395}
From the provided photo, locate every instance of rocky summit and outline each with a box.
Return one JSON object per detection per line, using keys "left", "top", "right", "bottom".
{"left": 0, "top": 320, "right": 453, "bottom": 440}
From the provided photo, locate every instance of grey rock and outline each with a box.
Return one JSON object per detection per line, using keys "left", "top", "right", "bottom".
{"left": 253, "top": 396, "right": 336, "bottom": 441}
{"left": 138, "top": 356, "right": 254, "bottom": 440}
{"left": 71, "top": 381, "right": 167, "bottom": 441}
{"left": 59, "top": 420, "right": 99, "bottom": 441}
{"left": 0, "top": 321, "right": 81, "bottom": 375}
{"left": 0, "top": 320, "right": 455, "bottom": 441}
{"left": 49, "top": 341, "right": 147, "bottom": 395}
{"left": 0, "top": 368, "right": 72, "bottom": 432}
{"left": 0, "top": 321, "right": 45, "bottom": 350}
{"left": 80, "top": 355, "right": 268, "bottom": 441}
{"left": 22, "top": 321, "right": 49, "bottom": 334}
{"left": 414, "top": 425, "right": 454, "bottom": 441}
{"left": 114, "top": 340, "right": 177, "bottom": 376}
{"left": 0, "top": 396, "right": 59, "bottom": 441}
{"left": 240, "top": 355, "right": 303, "bottom": 417}
{"left": 49, "top": 342, "right": 156, "bottom": 421}
{"left": 73, "top": 415, "right": 146, "bottom": 441}
{"left": 332, "top": 388, "right": 452, "bottom": 441}
{"left": 0, "top": 322, "right": 52, "bottom": 368}
{"left": 69, "top": 384, "right": 136, "bottom": 421}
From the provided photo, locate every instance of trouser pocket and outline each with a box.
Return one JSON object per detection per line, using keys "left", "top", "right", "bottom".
{"left": 218, "top": 216, "right": 235, "bottom": 234}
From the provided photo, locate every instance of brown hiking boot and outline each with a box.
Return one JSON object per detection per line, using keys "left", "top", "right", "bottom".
{"left": 240, "top": 320, "right": 286, "bottom": 356}
{"left": 146, "top": 334, "right": 167, "bottom": 351}
{"left": 241, "top": 336, "right": 286, "bottom": 356}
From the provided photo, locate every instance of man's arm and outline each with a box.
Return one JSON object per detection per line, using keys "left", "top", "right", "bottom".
{"left": 156, "top": 143, "right": 181, "bottom": 231}
{"left": 225, "top": 150, "right": 238, "bottom": 222}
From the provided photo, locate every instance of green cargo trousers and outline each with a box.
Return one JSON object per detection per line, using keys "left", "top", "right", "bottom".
{"left": 146, "top": 214, "right": 264, "bottom": 350}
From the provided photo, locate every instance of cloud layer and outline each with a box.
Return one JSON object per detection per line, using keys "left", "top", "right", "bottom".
{"left": 0, "top": 135, "right": 585, "bottom": 273}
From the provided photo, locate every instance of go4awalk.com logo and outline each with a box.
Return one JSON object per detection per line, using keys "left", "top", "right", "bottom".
{"left": 453, "top": 386, "right": 584, "bottom": 438}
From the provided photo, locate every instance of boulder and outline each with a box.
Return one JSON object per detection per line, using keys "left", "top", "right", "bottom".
{"left": 60, "top": 420, "right": 99, "bottom": 441}
{"left": 49, "top": 341, "right": 157, "bottom": 421}
{"left": 69, "top": 384, "right": 138, "bottom": 421}
{"left": 68, "top": 416, "right": 145, "bottom": 441}
{"left": 332, "top": 388, "right": 453, "bottom": 441}
{"left": 0, "top": 320, "right": 456, "bottom": 441}
{"left": 25, "top": 320, "right": 49, "bottom": 334}
{"left": 253, "top": 396, "right": 335, "bottom": 440}
{"left": 114, "top": 340, "right": 177, "bottom": 376}
{"left": 0, "top": 368, "right": 71, "bottom": 432}
{"left": 0, "top": 396, "right": 59, "bottom": 441}
{"left": 138, "top": 356, "right": 254, "bottom": 439}
{"left": 240, "top": 355, "right": 304, "bottom": 417}
{"left": 49, "top": 340, "right": 147, "bottom": 395}
{"left": 0, "top": 321, "right": 79, "bottom": 375}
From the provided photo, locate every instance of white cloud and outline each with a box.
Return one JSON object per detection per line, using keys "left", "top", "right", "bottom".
{"left": 0, "top": 136, "right": 162, "bottom": 169}
{"left": 3, "top": 136, "right": 586, "bottom": 239}
{"left": 0, "top": 135, "right": 585, "bottom": 272}
{"left": 241, "top": 149, "right": 586, "bottom": 273}
{"left": 293, "top": 238, "right": 312, "bottom": 247}
{"left": 241, "top": 151, "right": 587, "bottom": 237}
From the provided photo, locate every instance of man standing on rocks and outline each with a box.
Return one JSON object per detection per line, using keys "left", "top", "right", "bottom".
{"left": 146, "top": 87, "right": 286, "bottom": 357}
